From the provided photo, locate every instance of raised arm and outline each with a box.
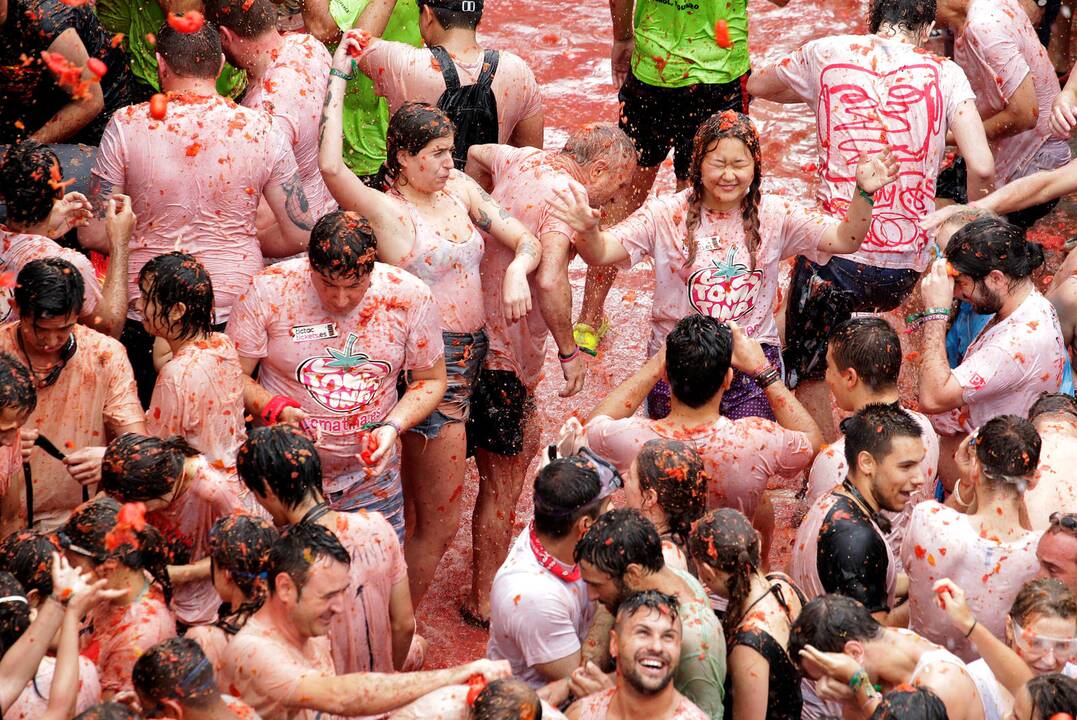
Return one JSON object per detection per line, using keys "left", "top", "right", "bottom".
{"left": 975, "top": 160, "right": 1077, "bottom": 216}
{"left": 746, "top": 60, "right": 805, "bottom": 104}
{"left": 93, "top": 195, "right": 134, "bottom": 338}
{"left": 32, "top": 30, "right": 105, "bottom": 143}
{"left": 916, "top": 261, "right": 966, "bottom": 415}
{"left": 548, "top": 184, "right": 630, "bottom": 266}
{"left": 588, "top": 350, "right": 662, "bottom": 421}
{"left": 300, "top": 0, "right": 341, "bottom": 45}
{"left": 354, "top": 0, "right": 399, "bottom": 37}
{"left": 950, "top": 98, "right": 996, "bottom": 202}
{"left": 817, "top": 149, "right": 899, "bottom": 255}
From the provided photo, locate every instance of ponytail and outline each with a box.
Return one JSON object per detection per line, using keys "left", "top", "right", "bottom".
{"left": 102, "top": 433, "right": 201, "bottom": 503}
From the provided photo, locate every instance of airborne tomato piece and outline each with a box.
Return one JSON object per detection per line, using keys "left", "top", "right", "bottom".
{"left": 167, "top": 11, "right": 205, "bottom": 34}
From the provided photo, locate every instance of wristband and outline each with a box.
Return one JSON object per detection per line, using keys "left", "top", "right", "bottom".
{"left": 905, "top": 307, "right": 952, "bottom": 324}
{"left": 330, "top": 67, "right": 354, "bottom": 81}
{"left": 964, "top": 619, "right": 978, "bottom": 638}
{"left": 384, "top": 418, "right": 403, "bottom": 437}
{"left": 857, "top": 186, "right": 875, "bottom": 206}
{"left": 849, "top": 669, "right": 869, "bottom": 690}
{"left": 753, "top": 366, "right": 781, "bottom": 389}
{"left": 262, "top": 395, "right": 301, "bottom": 425}
{"left": 558, "top": 347, "right": 580, "bottom": 363}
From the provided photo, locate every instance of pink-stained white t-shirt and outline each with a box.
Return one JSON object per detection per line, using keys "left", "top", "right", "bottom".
{"left": 1024, "top": 420, "right": 1077, "bottom": 529}
{"left": 91, "top": 92, "right": 300, "bottom": 321}
{"left": 242, "top": 33, "right": 337, "bottom": 220}
{"left": 7, "top": 655, "right": 101, "bottom": 720}
{"left": 0, "top": 323, "right": 144, "bottom": 530}
{"left": 806, "top": 408, "right": 939, "bottom": 569}
{"left": 146, "top": 456, "right": 247, "bottom": 626}
{"left": 948, "top": 291, "right": 1066, "bottom": 431}
{"left": 88, "top": 584, "right": 177, "bottom": 696}
{"left": 610, "top": 192, "right": 834, "bottom": 355}
{"left": 585, "top": 414, "right": 814, "bottom": 523}
{"left": 0, "top": 230, "right": 102, "bottom": 323}
{"left": 568, "top": 688, "right": 708, "bottom": 720}
{"left": 393, "top": 189, "right": 486, "bottom": 333}
{"left": 771, "top": 34, "right": 977, "bottom": 271}
{"left": 224, "top": 613, "right": 336, "bottom": 720}
{"left": 954, "top": 0, "right": 1071, "bottom": 184}
{"left": 902, "top": 502, "right": 1041, "bottom": 661}
{"left": 389, "top": 685, "right": 568, "bottom": 720}
{"left": 480, "top": 146, "right": 582, "bottom": 387}
{"left": 187, "top": 623, "right": 231, "bottom": 687}
{"left": 147, "top": 333, "right": 246, "bottom": 476}
{"left": 357, "top": 40, "right": 543, "bottom": 144}
{"left": 488, "top": 523, "right": 595, "bottom": 689}
{"left": 226, "top": 258, "right": 443, "bottom": 487}
{"left": 318, "top": 509, "right": 408, "bottom": 674}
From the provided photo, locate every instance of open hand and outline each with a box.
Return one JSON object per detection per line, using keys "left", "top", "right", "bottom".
{"left": 549, "top": 184, "right": 601, "bottom": 236}
{"left": 799, "top": 644, "right": 863, "bottom": 684}
{"left": 45, "top": 191, "right": 92, "bottom": 238}
{"left": 855, "top": 147, "right": 900, "bottom": 195}
{"left": 920, "top": 258, "right": 956, "bottom": 309}
{"left": 611, "top": 39, "right": 633, "bottom": 87}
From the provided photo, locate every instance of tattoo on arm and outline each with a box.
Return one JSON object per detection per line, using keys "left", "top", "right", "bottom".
{"left": 318, "top": 86, "right": 334, "bottom": 146}
{"left": 89, "top": 176, "right": 115, "bottom": 219}
{"left": 516, "top": 236, "right": 541, "bottom": 260}
{"left": 281, "top": 171, "right": 313, "bottom": 231}
{"left": 474, "top": 207, "right": 493, "bottom": 231}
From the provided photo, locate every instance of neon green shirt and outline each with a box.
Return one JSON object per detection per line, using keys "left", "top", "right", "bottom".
{"left": 330, "top": 0, "right": 421, "bottom": 175}
{"left": 93, "top": 0, "right": 246, "bottom": 97}
{"left": 631, "top": 0, "right": 749, "bottom": 88}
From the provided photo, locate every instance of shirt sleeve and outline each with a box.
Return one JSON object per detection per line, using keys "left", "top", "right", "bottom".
{"left": 816, "top": 507, "right": 892, "bottom": 613}
{"left": 403, "top": 286, "right": 445, "bottom": 372}
{"left": 226, "top": 278, "right": 271, "bottom": 359}
{"left": 952, "top": 341, "right": 1024, "bottom": 408}
{"left": 974, "top": 20, "right": 1031, "bottom": 104}
{"left": 754, "top": 420, "right": 815, "bottom": 478}
{"left": 146, "top": 372, "right": 187, "bottom": 439}
{"left": 769, "top": 42, "right": 818, "bottom": 102}
{"left": 513, "top": 56, "right": 544, "bottom": 121}
{"left": 91, "top": 116, "right": 128, "bottom": 190}
{"left": 942, "top": 61, "right": 978, "bottom": 124}
{"left": 583, "top": 415, "right": 653, "bottom": 474}
{"left": 504, "top": 592, "right": 586, "bottom": 666}
{"left": 605, "top": 194, "right": 666, "bottom": 270}
{"left": 264, "top": 122, "right": 301, "bottom": 191}
{"left": 776, "top": 200, "right": 836, "bottom": 265}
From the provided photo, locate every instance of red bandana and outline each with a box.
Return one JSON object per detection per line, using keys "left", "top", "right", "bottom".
{"left": 529, "top": 522, "right": 580, "bottom": 582}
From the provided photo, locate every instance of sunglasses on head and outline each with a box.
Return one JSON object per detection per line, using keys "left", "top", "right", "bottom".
{"left": 1049, "top": 512, "right": 1077, "bottom": 536}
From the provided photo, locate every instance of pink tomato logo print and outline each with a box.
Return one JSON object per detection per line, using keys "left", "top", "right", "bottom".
{"left": 296, "top": 333, "right": 392, "bottom": 414}
{"left": 687, "top": 247, "right": 763, "bottom": 322}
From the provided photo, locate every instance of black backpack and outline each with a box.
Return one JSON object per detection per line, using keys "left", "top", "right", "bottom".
{"left": 429, "top": 45, "right": 500, "bottom": 170}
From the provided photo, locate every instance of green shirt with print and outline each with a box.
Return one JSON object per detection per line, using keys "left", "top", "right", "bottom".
{"left": 671, "top": 567, "right": 726, "bottom": 719}
{"left": 632, "top": 0, "right": 749, "bottom": 88}
{"left": 330, "top": 0, "right": 420, "bottom": 175}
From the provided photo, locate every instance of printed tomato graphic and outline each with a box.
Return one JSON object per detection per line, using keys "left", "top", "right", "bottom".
{"left": 687, "top": 246, "right": 763, "bottom": 322}
{"left": 296, "top": 333, "right": 392, "bottom": 414}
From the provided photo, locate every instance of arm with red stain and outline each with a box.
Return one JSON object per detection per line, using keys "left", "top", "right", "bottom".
{"left": 354, "top": 0, "right": 397, "bottom": 38}
{"left": 917, "top": 261, "right": 965, "bottom": 421}
{"left": 547, "top": 183, "right": 629, "bottom": 266}
{"left": 746, "top": 55, "right": 805, "bottom": 104}
{"left": 981, "top": 74, "right": 1038, "bottom": 141}
{"left": 93, "top": 195, "right": 134, "bottom": 338}
{"left": 818, "top": 149, "right": 900, "bottom": 255}
{"left": 534, "top": 228, "right": 585, "bottom": 398}
{"left": 31, "top": 30, "right": 105, "bottom": 143}
{"left": 588, "top": 348, "right": 662, "bottom": 421}
{"left": 950, "top": 98, "right": 996, "bottom": 202}
{"left": 729, "top": 644, "right": 773, "bottom": 720}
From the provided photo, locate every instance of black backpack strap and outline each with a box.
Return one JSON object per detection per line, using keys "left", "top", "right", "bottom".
{"left": 22, "top": 461, "right": 32, "bottom": 529}
{"left": 476, "top": 49, "right": 500, "bottom": 86}
{"left": 429, "top": 45, "right": 460, "bottom": 90}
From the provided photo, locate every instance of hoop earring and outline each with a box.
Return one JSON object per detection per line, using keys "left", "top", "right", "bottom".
{"left": 953, "top": 477, "right": 974, "bottom": 508}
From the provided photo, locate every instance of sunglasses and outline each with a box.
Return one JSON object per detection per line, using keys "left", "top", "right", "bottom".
{"left": 1049, "top": 512, "right": 1077, "bottom": 536}
{"left": 1012, "top": 618, "right": 1077, "bottom": 662}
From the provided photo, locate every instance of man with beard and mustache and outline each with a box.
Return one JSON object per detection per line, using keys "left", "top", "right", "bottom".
{"left": 918, "top": 217, "right": 1066, "bottom": 491}
{"left": 573, "top": 510, "right": 725, "bottom": 719}
{"left": 565, "top": 591, "right": 707, "bottom": 720}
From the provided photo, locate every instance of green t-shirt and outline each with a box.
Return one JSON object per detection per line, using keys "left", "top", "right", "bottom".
{"left": 94, "top": 0, "right": 246, "bottom": 97}
{"left": 671, "top": 567, "right": 727, "bottom": 720}
{"left": 632, "top": 0, "right": 749, "bottom": 88}
{"left": 330, "top": 0, "right": 420, "bottom": 175}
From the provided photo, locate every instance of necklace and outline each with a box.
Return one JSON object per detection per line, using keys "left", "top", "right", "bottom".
{"left": 529, "top": 522, "right": 580, "bottom": 582}
{"left": 17, "top": 331, "right": 76, "bottom": 388}
{"left": 841, "top": 479, "right": 892, "bottom": 534}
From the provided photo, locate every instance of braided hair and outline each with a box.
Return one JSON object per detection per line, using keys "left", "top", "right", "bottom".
{"left": 208, "top": 514, "right": 278, "bottom": 634}
{"left": 688, "top": 508, "right": 762, "bottom": 639}
{"left": 683, "top": 110, "right": 762, "bottom": 270}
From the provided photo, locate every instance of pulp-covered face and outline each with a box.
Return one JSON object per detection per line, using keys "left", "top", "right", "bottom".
{"left": 579, "top": 559, "right": 627, "bottom": 612}
{"left": 824, "top": 346, "right": 855, "bottom": 413}
{"left": 614, "top": 606, "right": 682, "bottom": 695}
{"left": 0, "top": 405, "right": 28, "bottom": 448}
{"left": 699, "top": 138, "right": 755, "bottom": 211}
{"left": 398, "top": 134, "right": 455, "bottom": 193}
{"left": 19, "top": 312, "right": 77, "bottom": 356}
{"left": 311, "top": 270, "right": 371, "bottom": 315}
{"left": 953, "top": 274, "right": 1004, "bottom": 315}
{"left": 288, "top": 557, "right": 349, "bottom": 639}
{"left": 868, "top": 435, "right": 926, "bottom": 513}
{"left": 1037, "top": 532, "right": 1077, "bottom": 595}
{"left": 1010, "top": 612, "right": 1077, "bottom": 675}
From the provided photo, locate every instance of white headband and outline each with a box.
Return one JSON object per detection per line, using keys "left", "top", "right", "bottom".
{"left": 0, "top": 595, "right": 28, "bottom": 605}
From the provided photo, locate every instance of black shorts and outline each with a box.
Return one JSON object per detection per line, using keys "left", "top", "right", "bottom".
{"left": 618, "top": 72, "right": 750, "bottom": 179}
{"left": 466, "top": 368, "right": 535, "bottom": 457}
{"left": 935, "top": 156, "right": 1058, "bottom": 230}
{"left": 784, "top": 256, "right": 920, "bottom": 387}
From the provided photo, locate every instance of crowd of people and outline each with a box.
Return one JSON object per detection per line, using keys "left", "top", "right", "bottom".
{"left": 0, "top": 0, "right": 1076, "bottom": 717}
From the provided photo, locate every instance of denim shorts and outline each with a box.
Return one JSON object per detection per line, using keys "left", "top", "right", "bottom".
{"left": 402, "top": 329, "right": 488, "bottom": 440}
{"left": 325, "top": 450, "right": 405, "bottom": 543}
{"left": 646, "top": 344, "right": 783, "bottom": 421}
{"left": 784, "top": 256, "right": 919, "bottom": 387}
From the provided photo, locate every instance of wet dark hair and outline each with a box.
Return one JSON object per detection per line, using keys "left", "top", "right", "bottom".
{"left": 828, "top": 317, "right": 902, "bottom": 392}
{"left": 842, "top": 402, "right": 923, "bottom": 472}
{"left": 533, "top": 457, "right": 603, "bottom": 539}
{"left": 0, "top": 571, "right": 30, "bottom": 654}
{"left": 974, "top": 415, "right": 1040, "bottom": 493}
{"left": 1009, "top": 577, "right": 1076, "bottom": 626}
{"left": 1026, "top": 674, "right": 1077, "bottom": 720}
{"left": 1028, "top": 392, "right": 1077, "bottom": 422}
{"left": 58, "top": 497, "right": 174, "bottom": 604}
{"left": 788, "top": 594, "right": 883, "bottom": 661}
{"left": 574, "top": 508, "right": 664, "bottom": 579}
{"left": 385, "top": 102, "right": 454, "bottom": 182}
{"left": 685, "top": 111, "right": 761, "bottom": 269}
{"left": 268, "top": 522, "right": 350, "bottom": 597}
{"left": 0, "top": 141, "right": 63, "bottom": 227}
{"left": 15, "top": 258, "right": 85, "bottom": 320}
{"left": 665, "top": 315, "right": 733, "bottom": 408}
{"left": 74, "top": 703, "right": 142, "bottom": 720}
{"left": 635, "top": 439, "right": 707, "bottom": 551}
{"left": 133, "top": 637, "right": 219, "bottom": 710}
{"left": 868, "top": 686, "right": 948, "bottom": 720}
{"left": 308, "top": 211, "right": 377, "bottom": 281}
{"left": 101, "top": 433, "right": 201, "bottom": 503}
{"left": 688, "top": 508, "right": 760, "bottom": 638}
{"left": 471, "top": 678, "right": 543, "bottom": 720}
{"left": 418, "top": 1, "right": 482, "bottom": 31}
{"left": 138, "top": 252, "right": 215, "bottom": 340}
{"left": 237, "top": 425, "right": 323, "bottom": 510}
{"left": 869, "top": 0, "right": 937, "bottom": 34}
{"left": 0, "top": 529, "right": 59, "bottom": 597}
{"left": 203, "top": 0, "right": 277, "bottom": 37}
{"left": 156, "top": 23, "right": 223, "bottom": 79}
{"left": 614, "top": 589, "right": 680, "bottom": 629}
{"left": 208, "top": 514, "right": 278, "bottom": 634}
{"left": 947, "top": 218, "right": 1045, "bottom": 285}
{"left": 0, "top": 352, "right": 37, "bottom": 415}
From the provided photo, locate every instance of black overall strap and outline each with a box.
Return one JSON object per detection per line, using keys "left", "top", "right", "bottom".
{"left": 23, "top": 461, "right": 32, "bottom": 528}
{"left": 476, "top": 49, "right": 500, "bottom": 86}
{"left": 429, "top": 45, "right": 460, "bottom": 90}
